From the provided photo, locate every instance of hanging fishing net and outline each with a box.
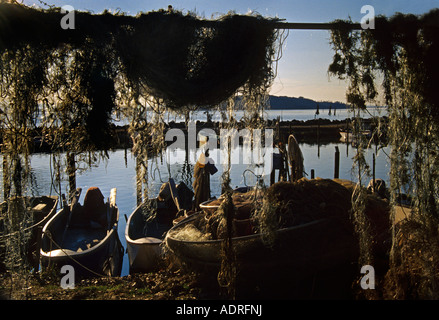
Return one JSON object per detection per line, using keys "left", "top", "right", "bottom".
{"left": 0, "top": 2, "right": 280, "bottom": 113}
{"left": 0, "top": 0, "right": 282, "bottom": 192}
{"left": 329, "top": 9, "right": 439, "bottom": 299}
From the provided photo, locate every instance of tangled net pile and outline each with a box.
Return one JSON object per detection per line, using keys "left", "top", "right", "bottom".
{"left": 170, "top": 178, "right": 390, "bottom": 246}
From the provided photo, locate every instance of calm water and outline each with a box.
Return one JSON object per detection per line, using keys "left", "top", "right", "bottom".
{"left": 114, "top": 107, "right": 387, "bottom": 125}
{"left": 0, "top": 108, "right": 390, "bottom": 277}
{"left": 0, "top": 143, "right": 390, "bottom": 277}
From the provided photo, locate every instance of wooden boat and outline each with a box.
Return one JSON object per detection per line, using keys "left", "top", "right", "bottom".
{"left": 125, "top": 199, "right": 175, "bottom": 273}
{"left": 0, "top": 195, "right": 59, "bottom": 270}
{"left": 165, "top": 213, "right": 359, "bottom": 281}
{"left": 40, "top": 187, "right": 123, "bottom": 277}
{"left": 125, "top": 179, "right": 192, "bottom": 273}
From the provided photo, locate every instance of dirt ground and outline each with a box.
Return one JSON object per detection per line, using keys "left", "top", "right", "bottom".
{"left": 0, "top": 262, "right": 364, "bottom": 301}
{"left": 0, "top": 267, "right": 224, "bottom": 300}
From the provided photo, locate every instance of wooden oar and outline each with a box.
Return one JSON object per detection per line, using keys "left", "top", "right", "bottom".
{"left": 168, "top": 178, "right": 181, "bottom": 212}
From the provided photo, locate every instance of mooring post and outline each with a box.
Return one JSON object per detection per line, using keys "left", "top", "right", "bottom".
{"left": 66, "top": 152, "right": 76, "bottom": 198}
{"left": 334, "top": 146, "right": 340, "bottom": 179}
{"left": 12, "top": 155, "right": 23, "bottom": 197}
{"left": 372, "top": 153, "right": 376, "bottom": 192}
{"left": 270, "top": 168, "right": 275, "bottom": 186}
{"left": 135, "top": 156, "right": 142, "bottom": 206}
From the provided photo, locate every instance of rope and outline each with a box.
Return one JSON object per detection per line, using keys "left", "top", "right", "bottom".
{"left": 242, "top": 168, "right": 265, "bottom": 204}
{"left": 0, "top": 221, "right": 42, "bottom": 240}
{"left": 41, "top": 229, "right": 112, "bottom": 278}
{"left": 150, "top": 161, "right": 165, "bottom": 183}
{"left": 0, "top": 202, "right": 57, "bottom": 239}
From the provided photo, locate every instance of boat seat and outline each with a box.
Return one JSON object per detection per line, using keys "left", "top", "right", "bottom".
{"left": 32, "top": 203, "right": 47, "bottom": 213}
{"left": 83, "top": 187, "right": 108, "bottom": 228}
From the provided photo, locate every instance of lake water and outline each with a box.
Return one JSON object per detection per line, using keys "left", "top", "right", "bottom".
{"left": 114, "top": 106, "right": 387, "bottom": 125}
{"left": 0, "top": 107, "right": 391, "bottom": 277}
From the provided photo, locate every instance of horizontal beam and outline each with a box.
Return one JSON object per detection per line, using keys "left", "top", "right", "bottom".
{"left": 200, "top": 19, "right": 363, "bottom": 31}
{"left": 272, "top": 22, "right": 363, "bottom": 30}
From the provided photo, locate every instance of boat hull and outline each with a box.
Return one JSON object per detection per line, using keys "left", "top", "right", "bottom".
{"left": 125, "top": 199, "right": 175, "bottom": 273}
{"left": 40, "top": 192, "right": 123, "bottom": 278}
{"left": 165, "top": 214, "right": 359, "bottom": 280}
{"left": 0, "top": 196, "right": 59, "bottom": 270}
{"left": 126, "top": 237, "right": 162, "bottom": 273}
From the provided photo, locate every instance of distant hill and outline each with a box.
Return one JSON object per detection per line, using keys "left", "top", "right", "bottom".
{"left": 268, "top": 95, "right": 348, "bottom": 110}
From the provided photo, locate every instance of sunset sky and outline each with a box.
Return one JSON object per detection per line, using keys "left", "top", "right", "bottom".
{"left": 22, "top": 0, "right": 439, "bottom": 103}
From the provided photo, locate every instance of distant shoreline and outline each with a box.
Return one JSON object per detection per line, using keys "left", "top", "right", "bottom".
{"left": 268, "top": 95, "right": 386, "bottom": 110}
{"left": 190, "top": 95, "right": 385, "bottom": 111}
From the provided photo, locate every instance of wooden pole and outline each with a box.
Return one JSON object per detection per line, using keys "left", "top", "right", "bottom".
{"left": 372, "top": 153, "right": 376, "bottom": 192}
{"left": 270, "top": 168, "right": 275, "bottom": 186}
{"left": 135, "top": 156, "right": 142, "bottom": 206}
{"left": 200, "top": 20, "right": 363, "bottom": 31}
{"left": 317, "top": 120, "right": 320, "bottom": 158}
{"left": 271, "top": 21, "right": 362, "bottom": 30}
{"left": 12, "top": 155, "right": 22, "bottom": 197}
{"left": 334, "top": 146, "right": 340, "bottom": 179}
{"left": 66, "top": 152, "right": 76, "bottom": 198}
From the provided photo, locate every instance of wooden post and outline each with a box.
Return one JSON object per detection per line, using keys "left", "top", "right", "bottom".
{"left": 334, "top": 146, "right": 340, "bottom": 179}
{"left": 135, "top": 156, "right": 142, "bottom": 206}
{"left": 372, "top": 153, "right": 376, "bottom": 192}
{"left": 66, "top": 152, "right": 76, "bottom": 198}
{"left": 276, "top": 118, "right": 280, "bottom": 142}
{"left": 271, "top": 21, "right": 362, "bottom": 30}
{"left": 270, "top": 169, "right": 275, "bottom": 186}
{"left": 12, "top": 155, "right": 22, "bottom": 197}
{"left": 278, "top": 142, "right": 287, "bottom": 182}
{"left": 311, "top": 169, "right": 315, "bottom": 179}
{"left": 317, "top": 121, "right": 321, "bottom": 158}
{"left": 124, "top": 147, "right": 128, "bottom": 168}
{"left": 200, "top": 20, "right": 363, "bottom": 31}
